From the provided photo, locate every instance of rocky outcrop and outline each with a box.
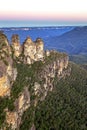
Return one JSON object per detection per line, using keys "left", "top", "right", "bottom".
{"left": 6, "top": 111, "right": 18, "bottom": 129}
{"left": 0, "top": 33, "right": 17, "bottom": 97}
{"left": 23, "top": 37, "right": 36, "bottom": 64}
{"left": 0, "top": 31, "right": 9, "bottom": 46}
{"left": 45, "top": 50, "right": 50, "bottom": 56}
{"left": 11, "top": 35, "right": 22, "bottom": 57}
{"left": 33, "top": 52, "right": 70, "bottom": 102}
{"left": 0, "top": 60, "right": 11, "bottom": 97}
{"left": 0, "top": 33, "right": 46, "bottom": 65}
{"left": 35, "top": 38, "right": 44, "bottom": 61}
{"left": 0, "top": 75, "right": 10, "bottom": 97}
{"left": 5, "top": 87, "right": 30, "bottom": 129}
{"left": 0, "top": 63, "right": 17, "bottom": 97}
{"left": 23, "top": 37, "right": 44, "bottom": 64}
{"left": 0, "top": 32, "right": 11, "bottom": 60}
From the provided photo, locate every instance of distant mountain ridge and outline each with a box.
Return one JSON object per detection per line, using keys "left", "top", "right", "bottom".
{"left": 0, "top": 26, "right": 74, "bottom": 44}
{"left": 45, "top": 26, "right": 87, "bottom": 55}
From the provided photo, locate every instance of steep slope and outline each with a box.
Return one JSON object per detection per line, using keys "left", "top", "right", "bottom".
{"left": 1, "top": 60, "right": 87, "bottom": 130}
{"left": 0, "top": 32, "right": 17, "bottom": 97}
{"left": 45, "top": 26, "right": 87, "bottom": 55}
{"left": 34, "top": 63, "right": 87, "bottom": 130}
{"left": 0, "top": 32, "right": 70, "bottom": 130}
{"left": 0, "top": 32, "right": 87, "bottom": 130}
{"left": 0, "top": 52, "right": 69, "bottom": 130}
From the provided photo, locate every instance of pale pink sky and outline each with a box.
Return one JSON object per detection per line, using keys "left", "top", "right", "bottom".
{"left": 0, "top": 0, "right": 87, "bottom": 26}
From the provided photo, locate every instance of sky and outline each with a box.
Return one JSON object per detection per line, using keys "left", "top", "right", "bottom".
{"left": 0, "top": 0, "right": 87, "bottom": 27}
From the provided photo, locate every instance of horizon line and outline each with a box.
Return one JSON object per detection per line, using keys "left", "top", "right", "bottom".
{"left": 0, "top": 25, "right": 87, "bottom": 28}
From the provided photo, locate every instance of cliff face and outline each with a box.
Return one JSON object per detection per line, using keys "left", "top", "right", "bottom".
{"left": 23, "top": 37, "right": 36, "bottom": 64}
{"left": 0, "top": 64, "right": 17, "bottom": 98}
{"left": 23, "top": 37, "right": 44, "bottom": 64}
{"left": 0, "top": 33, "right": 17, "bottom": 97}
{"left": 35, "top": 38, "right": 44, "bottom": 61}
{"left": 33, "top": 52, "right": 70, "bottom": 103}
{"left": 0, "top": 32, "right": 70, "bottom": 130}
{"left": 6, "top": 87, "right": 30, "bottom": 129}
{"left": 0, "top": 75, "right": 10, "bottom": 97}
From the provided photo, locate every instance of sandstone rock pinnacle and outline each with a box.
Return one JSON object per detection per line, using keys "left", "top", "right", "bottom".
{"left": 11, "top": 34, "right": 22, "bottom": 57}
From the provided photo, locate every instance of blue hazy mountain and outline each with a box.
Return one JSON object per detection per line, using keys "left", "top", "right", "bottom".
{"left": 0, "top": 26, "right": 87, "bottom": 56}
{"left": 0, "top": 26, "right": 74, "bottom": 44}
{"left": 45, "top": 26, "right": 87, "bottom": 55}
